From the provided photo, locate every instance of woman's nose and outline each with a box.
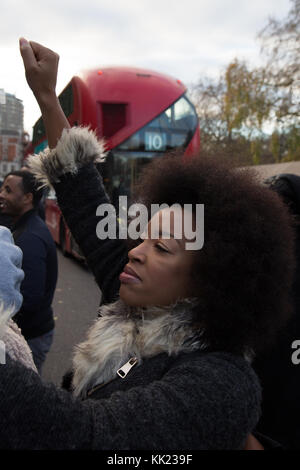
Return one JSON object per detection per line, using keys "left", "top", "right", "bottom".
{"left": 128, "top": 241, "right": 147, "bottom": 263}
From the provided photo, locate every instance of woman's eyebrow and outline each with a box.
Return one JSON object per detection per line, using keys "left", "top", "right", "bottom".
{"left": 157, "top": 230, "right": 184, "bottom": 246}
{"left": 142, "top": 227, "right": 184, "bottom": 246}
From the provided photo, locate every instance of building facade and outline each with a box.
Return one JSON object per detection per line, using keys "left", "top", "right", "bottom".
{"left": 0, "top": 89, "right": 24, "bottom": 180}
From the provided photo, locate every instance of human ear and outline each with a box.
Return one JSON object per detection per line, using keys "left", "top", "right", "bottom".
{"left": 24, "top": 192, "right": 33, "bottom": 206}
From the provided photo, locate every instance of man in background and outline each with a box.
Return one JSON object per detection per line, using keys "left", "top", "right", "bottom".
{"left": 0, "top": 178, "right": 12, "bottom": 228}
{"left": 0, "top": 170, "right": 57, "bottom": 374}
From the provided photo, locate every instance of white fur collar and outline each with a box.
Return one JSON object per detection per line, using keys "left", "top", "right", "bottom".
{"left": 72, "top": 298, "right": 204, "bottom": 398}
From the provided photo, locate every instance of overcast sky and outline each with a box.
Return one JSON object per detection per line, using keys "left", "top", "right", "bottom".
{"left": 1, "top": 0, "right": 292, "bottom": 135}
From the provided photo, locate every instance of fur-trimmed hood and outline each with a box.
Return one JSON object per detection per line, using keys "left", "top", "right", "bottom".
{"left": 72, "top": 298, "right": 205, "bottom": 398}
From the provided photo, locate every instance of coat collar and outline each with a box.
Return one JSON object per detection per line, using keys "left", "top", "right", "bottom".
{"left": 11, "top": 208, "right": 36, "bottom": 232}
{"left": 71, "top": 298, "right": 205, "bottom": 398}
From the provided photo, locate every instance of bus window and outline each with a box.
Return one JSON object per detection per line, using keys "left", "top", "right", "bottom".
{"left": 32, "top": 84, "right": 73, "bottom": 152}
{"left": 104, "top": 93, "right": 198, "bottom": 208}
{"left": 117, "top": 94, "right": 197, "bottom": 154}
{"left": 100, "top": 102, "right": 127, "bottom": 138}
{"left": 58, "top": 84, "right": 74, "bottom": 118}
{"left": 104, "top": 151, "right": 157, "bottom": 209}
{"left": 32, "top": 117, "right": 46, "bottom": 146}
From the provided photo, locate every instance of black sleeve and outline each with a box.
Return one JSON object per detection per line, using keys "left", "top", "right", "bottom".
{"left": 53, "top": 163, "right": 128, "bottom": 304}
{"left": 0, "top": 357, "right": 94, "bottom": 450}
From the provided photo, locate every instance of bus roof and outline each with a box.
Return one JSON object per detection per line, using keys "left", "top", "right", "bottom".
{"left": 74, "top": 66, "right": 187, "bottom": 148}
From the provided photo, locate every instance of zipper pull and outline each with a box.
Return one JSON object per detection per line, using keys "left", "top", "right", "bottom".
{"left": 117, "top": 357, "right": 138, "bottom": 378}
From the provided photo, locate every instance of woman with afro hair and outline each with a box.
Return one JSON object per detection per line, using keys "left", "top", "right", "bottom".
{"left": 0, "top": 39, "right": 295, "bottom": 450}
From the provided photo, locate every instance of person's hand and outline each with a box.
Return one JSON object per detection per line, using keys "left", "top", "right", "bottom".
{"left": 19, "top": 38, "right": 59, "bottom": 106}
{"left": 19, "top": 38, "right": 70, "bottom": 148}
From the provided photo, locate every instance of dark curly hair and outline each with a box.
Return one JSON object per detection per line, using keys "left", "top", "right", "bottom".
{"left": 5, "top": 170, "right": 44, "bottom": 208}
{"left": 133, "top": 153, "right": 295, "bottom": 356}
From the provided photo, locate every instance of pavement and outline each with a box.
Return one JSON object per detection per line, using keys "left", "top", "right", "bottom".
{"left": 42, "top": 249, "right": 101, "bottom": 385}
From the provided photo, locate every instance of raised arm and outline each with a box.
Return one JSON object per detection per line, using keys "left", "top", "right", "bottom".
{"left": 20, "top": 39, "right": 128, "bottom": 302}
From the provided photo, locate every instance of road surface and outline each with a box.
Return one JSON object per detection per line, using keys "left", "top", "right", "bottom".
{"left": 42, "top": 249, "right": 101, "bottom": 385}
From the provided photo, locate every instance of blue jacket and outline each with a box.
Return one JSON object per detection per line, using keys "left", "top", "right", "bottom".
{"left": 12, "top": 209, "right": 58, "bottom": 339}
{"left": 0, "top": 226, "right": 24, "bottom": 316}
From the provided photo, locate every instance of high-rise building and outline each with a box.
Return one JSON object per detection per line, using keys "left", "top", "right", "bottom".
{"left": 0, "top": 89, "right": 24, "bottom": 179}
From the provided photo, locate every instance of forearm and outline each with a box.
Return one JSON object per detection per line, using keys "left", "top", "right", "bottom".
{"left": 53, "top": 164, "right": 128, "bottom": 302}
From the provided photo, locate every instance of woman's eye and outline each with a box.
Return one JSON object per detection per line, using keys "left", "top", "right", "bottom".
{"left": 155, "top": 243, "right": 169, "bottom": 253}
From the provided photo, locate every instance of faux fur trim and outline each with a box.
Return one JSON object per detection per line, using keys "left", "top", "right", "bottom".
{"left": 27, "top": 127, "right": 107, "bottom": 188}
{"left": 0, "top": 303, "right": 37, "bottom": 372}
{"left": 72, "top": 298, "right": 204, "bottom": 398}
{"left": 0, "top": 302, "right": 15, "bottom": 341}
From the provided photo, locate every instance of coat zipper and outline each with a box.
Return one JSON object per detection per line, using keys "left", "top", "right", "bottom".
{"left": 117, "top": 357, "right": 138, "bottom": 378}
{"left": 87, "top": 356, "right": 138, "bottom": 396}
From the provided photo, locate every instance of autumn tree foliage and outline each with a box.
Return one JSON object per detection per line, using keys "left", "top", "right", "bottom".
{"left": 192, "top": 0, "right": 299, "bottom": 165}
{"left": 259, "top": 0, "right": 299, "bottom": 123}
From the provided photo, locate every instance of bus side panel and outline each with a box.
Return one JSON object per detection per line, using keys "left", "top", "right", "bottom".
{"left": 184, "top": 126, "right": 201, "bottom": 159}
{"left": 76, "top": 77, "right": 98, "bottom": 132}
{"left": 45, "top": 199, "right": 61, "bottom": 244}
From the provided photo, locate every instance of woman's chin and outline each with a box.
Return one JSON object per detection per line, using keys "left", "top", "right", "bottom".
{"left": 119, "top": 285, "right": 143, "bottom": 307}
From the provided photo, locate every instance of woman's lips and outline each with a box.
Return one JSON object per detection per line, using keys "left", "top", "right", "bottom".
{"left": 119, "top": 266, "right": 142, "bottom": 284}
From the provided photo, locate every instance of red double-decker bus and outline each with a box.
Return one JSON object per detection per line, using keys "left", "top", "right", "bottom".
{"left": 30, "top": 66, "right": 200, "bottom": 258}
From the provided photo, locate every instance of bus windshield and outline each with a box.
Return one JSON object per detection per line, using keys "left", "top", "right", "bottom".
{"left": 102, "top": 93, "right": 198, "bottom": 206}
{"left": 118, "top": 93, "right": 198, "bottom": 153}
